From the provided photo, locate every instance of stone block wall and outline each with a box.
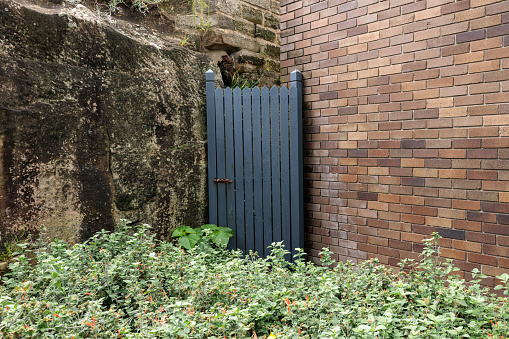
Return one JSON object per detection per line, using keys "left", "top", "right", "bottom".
{"left": 162, "top": 0, "right": 281, "bottom": 86}
{"left": 207, "top": 0, "right": 281, "bottom": 85}
{"left": 280, "top": 0, "right": 509, "bottom": 286}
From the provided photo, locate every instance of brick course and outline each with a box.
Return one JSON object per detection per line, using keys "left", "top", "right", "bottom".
{"left": 281, "top": 0, "right": 509, "bottom": 286}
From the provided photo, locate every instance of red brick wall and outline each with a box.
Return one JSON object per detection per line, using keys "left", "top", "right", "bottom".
{"left": 280, "top": 0, "right": 509, "bottom": 286}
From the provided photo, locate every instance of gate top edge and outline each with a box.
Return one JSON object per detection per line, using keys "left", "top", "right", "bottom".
{"left": 206, "top": 69, "right": 215, "bottom": 81}
{"left": 290, "top": 69, "right": 302, "bottom": 82}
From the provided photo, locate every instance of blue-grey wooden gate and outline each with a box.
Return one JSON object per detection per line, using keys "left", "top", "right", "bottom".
{"left": 206, "top": 70, "right": 303, "bottom": 259}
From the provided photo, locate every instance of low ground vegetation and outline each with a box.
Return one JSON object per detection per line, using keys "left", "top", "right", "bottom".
{"left": 0, "top": 221, "right": 508, "bottom": 338}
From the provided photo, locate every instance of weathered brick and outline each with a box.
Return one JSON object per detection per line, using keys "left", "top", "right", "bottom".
{"left": 468, "top": 149, "right": 498, "bottom": 159}
{"left": 439, "top": 169, "right": 467, "bottom": 179}
{"left": 357, "top": 191, "right": 378, "bottom": 201}
{"left": 481, "top": 265, "right": 508, "bottom": 279}
{"left": 466, "top": 231, "right": 496, "bottom": 244}
{"left": 280, "top": 0, "right": 509, "bottom": 280}
{"left": 484, "top": 244, "right": 509, "bottom": 257}
{"left": 469, "top": 127, "right": 500, "bottom": 137}
{"left": 467, "top": 211, "right": 497, "bottom": 223}
{"left": 471, "top": 36, "right": 503, "bottom": 51}
{"left": 469, "top": 60, "right": 500, "bottom": 73}
{"left": 414, "top": 206, "right": 438, "bottom": 216}
{"left": 438, "top": 227, "right": 465, "bottom": 240}
{"left": 389, "top": 239, "right": 412, "bottom": 251}
{"left": 499, "top": 235, "right": 509, "bottom": 246}
{"left": 439, "top": 149, "right": 467, "bottom": 158}
{"left": 425, "top": 159, "right": 452, "bottom": 168}
{"left": 456, "top": 29, "right": 486, "bottom": 43}
{"left": 453, "top": 7, "right": 485, "bottom": 22}
{"left": 400, "top": 139, "right": 426, "bottom": 149}
{"left": 499, "top": 214, "right": 509, "bottom": 225}
{"left": 454, "top": 220, "right": 482, "bottom": 232}
{"left": 442, "top": 43, "right": 469, "bottom": 57}
{"left": 442, "top": 0, "right": 470, "bottom": 15}
{"left": 378, "top": 158, "right": 401, "bottom": 167}
{"left": 468, "top": 252, "right": 497, "bottom": 266}
{"left": 482, "top": 160, "right": 509, "bottom": 170}
{"left": 487, "top": 23, "right": 509, "bottom": 37}
{"left": 452, "top": 139, "right": 481, "bottom": 149}
{"left": 401, "top": 177, "right": 425, "bottom": 186}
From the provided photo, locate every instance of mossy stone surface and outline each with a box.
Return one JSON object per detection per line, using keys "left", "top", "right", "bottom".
{"left": 257, "top": 27, "right": 275, "bottom": 43}
{"left": 264, "top": 12, "right": 279, "bottom": 30}
{"left": 264, "top": 44, "right": 280, "bottom": 59}
{"left": 0, "top": 0, "right": 213, "bottom": 243}
{"left": 242, "top": 5, "right": 262, "bottom": 25}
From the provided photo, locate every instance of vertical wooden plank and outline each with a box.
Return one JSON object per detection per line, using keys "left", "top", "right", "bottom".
{"left": 215, "top": 87, "right": 227, "bottom": 230}
{"left": 206, "top": 70, "right": 217, "bottom": 226}
{"left": 290, "top": 70, "right": 304, "bottom": 259}
{"left": 279, "top": 86, "right": 291, "bottom": 261}
{"left": 252, "top": 87, "right": 264, "bottom": 257}
{"left": 243, "top": 87, "right": 254, "bottom": 253}
{"left": 270, "top": 86, "right": 281, "bottom": 245}
{"left": 233, "top": 87, "right": 245, "bottom": 253}
{"left": 224, "top": 87, "right": 236, "bottom": 250}
{"left": 261, "top": 86, "right": 272, "bottom": 256}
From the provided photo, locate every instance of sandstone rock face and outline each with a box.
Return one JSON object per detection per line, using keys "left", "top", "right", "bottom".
{"left": 0, "top": 0, "right": 216, "bottom": 244}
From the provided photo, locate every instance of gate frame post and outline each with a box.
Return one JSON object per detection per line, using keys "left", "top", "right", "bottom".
{"left": 290, "top": 70, "right": 304, "bottom": 258}
{"left": 206, "top": 70, "right": 218, "bottom": 225}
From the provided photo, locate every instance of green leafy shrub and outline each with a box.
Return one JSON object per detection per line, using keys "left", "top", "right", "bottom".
{"left": 171, "top": 224, "right": 233, "bottom": 250}
{"left": 0, "top": 231, "right": 29, "bottom": 263}
{"left": 0, "top": 225, "right": 508, "bottom": 338}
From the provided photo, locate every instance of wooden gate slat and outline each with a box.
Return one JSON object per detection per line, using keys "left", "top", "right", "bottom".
{"left": 206, "top": 71, "right": 217, "bottom": 226}
{"left": 224, "top": 87, "right": 236, "bottom": 249}
{"left": 243, "top": 87, "right": 254, "bottom": 253}
{"left": 252, "top": 87, "right": 264, "bottom": 257}
{"left": 279, "top": 86, "right": 291, "bottom": 259}
{"left": 261, "top": 86, "right": 272, "bottom": 256}
{"left": 233, "top": 87, "right": 245, "bottom": 252}
{"left": 215, "top": 87, "right": 227, "bottom": 230}
{"left": 270, "top": 86, "right": 281, "bottom": 244}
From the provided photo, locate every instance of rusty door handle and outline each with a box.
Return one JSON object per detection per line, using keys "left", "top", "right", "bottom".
{"left": 213, "top": 178, "right": 232, "bottom": 183}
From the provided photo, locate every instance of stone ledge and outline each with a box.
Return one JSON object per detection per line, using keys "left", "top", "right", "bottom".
{"left": 204, "top": 29, "right": 260, "bottom": 53}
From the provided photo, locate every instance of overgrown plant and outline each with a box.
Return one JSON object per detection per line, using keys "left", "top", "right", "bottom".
{"left": 70, "top": 0, "right": 164, "bottom": 14}
{"left": 190, "top": 0, "right": 211, "bottom": 32}
{"left": 1, "top": 226, "right": 508, "bottom": 338}
{"left": 171, "top": 224, "right": 233, "bottom": 250}
{"left": 230, "top": 70, "right": 260, "bottom": 89}
{"left": 108, "top": 0, "right": 164, "bottom": 13}
{"left": 0, "top": 232, "right": 28, "bottom": 263}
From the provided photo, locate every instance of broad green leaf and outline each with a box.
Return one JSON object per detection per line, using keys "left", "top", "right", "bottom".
{"left": 172, "top": 226, "right": 196, "bottom": 237}
{"left": 218, "top": 226, "right": 233, "bottom": 236}
{"left": 496, "top": 273, "right": 509, "bottom": 281}
{"left": 171, "top": 227, "right": 187, "bottom": 238}
{"left": 200, "top": 224, "right": 218, "bottom": 230}
{"left": 212, "top": 230, "right": 232, "bottom": 246}
{"left": 178, "top": 233, "right": 201, "bottom": 249}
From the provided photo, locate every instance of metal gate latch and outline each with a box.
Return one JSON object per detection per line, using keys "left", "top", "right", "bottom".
{"left": 213, "top": 178, "right": 232, "bottom": 183}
